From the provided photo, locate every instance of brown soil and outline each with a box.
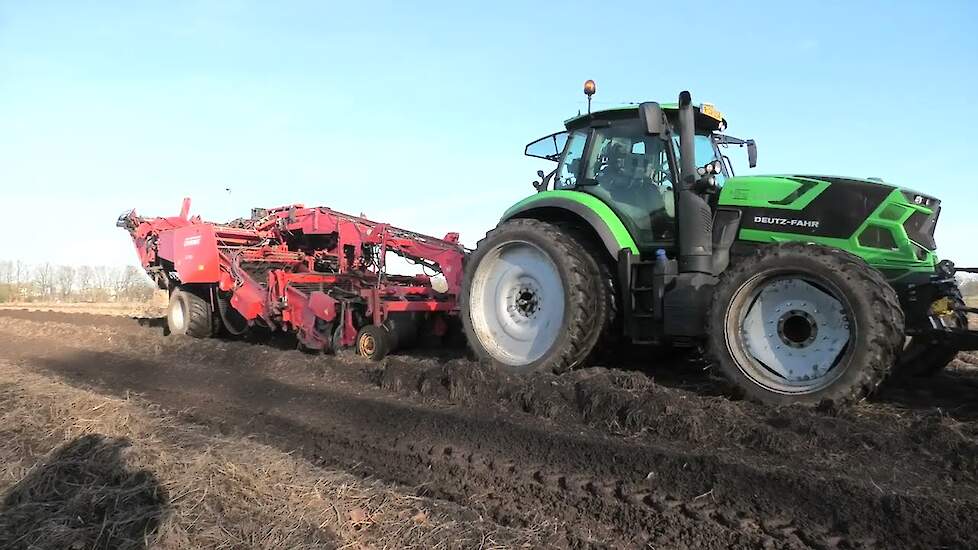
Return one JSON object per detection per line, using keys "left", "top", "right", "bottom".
{"left": 0, "top": 310, "right": 975, "bottom": 549}
{"left": 0, "top": 300, "right": 166, "bottom": 318}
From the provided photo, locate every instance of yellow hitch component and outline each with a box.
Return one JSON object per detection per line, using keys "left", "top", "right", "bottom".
{"left": 929, "top": 297, "right": 952, "bottom": 316}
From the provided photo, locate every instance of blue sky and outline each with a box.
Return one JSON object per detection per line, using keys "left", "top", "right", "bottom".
{"left": 1, "top": 1, "right": 976, "bottom": 266}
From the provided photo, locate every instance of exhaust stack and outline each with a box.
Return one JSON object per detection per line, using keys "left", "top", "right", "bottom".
{"left": 675, "top": 91, "right": 714, "bottom": 274}
{"left": 678, "top": 91, "right": 697, "bottom": 184}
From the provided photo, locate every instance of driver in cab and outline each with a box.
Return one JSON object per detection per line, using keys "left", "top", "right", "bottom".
{"left": 594, "top": 140, "right": 632, "bottom": 190}
{"left": 594, "top": 138, "right": 673, "bottom": 240}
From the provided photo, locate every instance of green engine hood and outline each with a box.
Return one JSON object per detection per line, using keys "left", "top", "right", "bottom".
{"left": 718, "top": 174, "right": 940, "bottom": 277}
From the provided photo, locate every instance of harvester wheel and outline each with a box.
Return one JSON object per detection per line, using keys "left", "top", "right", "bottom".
{"left": 461, "top": 218, "right": 610, "bottom": 374}
{"left": 167, "top": 289, "right": 213, "bottom": 338}
{"left": 895, "top": 294, "right": 967, "bottom": 377}
{"left": 707, "top": 243, "right": 904, "bottom": 406}
{"left": 357, "top": 325, "right": 391, "bottom": 361}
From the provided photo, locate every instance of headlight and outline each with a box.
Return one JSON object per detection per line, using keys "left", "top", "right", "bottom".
{"left": 900, "top": 190, "right": 936, "bottom": 208}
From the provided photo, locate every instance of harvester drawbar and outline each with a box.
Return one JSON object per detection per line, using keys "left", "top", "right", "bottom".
{"left": 118, "top": 199, "right": 466, "bottom": 359}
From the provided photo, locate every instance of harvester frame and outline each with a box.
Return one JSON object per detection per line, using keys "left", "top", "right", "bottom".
{"left": 119, "top": 199, "right": 465, "bottom": 359}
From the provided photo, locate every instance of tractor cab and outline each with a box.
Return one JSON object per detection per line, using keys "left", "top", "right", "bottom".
{"left": 525, "top": 102, "right": 756, "bottom": 252}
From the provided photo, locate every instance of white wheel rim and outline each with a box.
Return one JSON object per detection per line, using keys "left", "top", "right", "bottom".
{"left": 729, "top": 275, "right": 853, "bottom": 394}
{"left": 170, "top": 299, "right": 186, "bottom": 331}
{"left": 469, "top": 241, "right": 565, "bottom": 366}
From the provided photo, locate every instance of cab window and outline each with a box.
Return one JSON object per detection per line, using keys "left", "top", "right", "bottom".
{"left": 581, "top": 121, "right": 676, "bottom": 245}
{"left": 555, "top": 130, "right": 587, "bottom": 189}
{"left": 673, "top": 134, "right": 727, "bottom": 186}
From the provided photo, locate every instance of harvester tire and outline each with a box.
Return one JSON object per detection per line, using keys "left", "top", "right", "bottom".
{"left": 706, "top": 243, "right": 904, "bottom": 406}
{"left": 894, "top": 294, "right": 967, "bottom": 377}
{"left": 461, "top": 218, "right": 610, "bottom": 374}
{"left": 357, "top": 325, "right": 391, "bottom": 361}
{"left": 167, "top": 289, "right": 213, "bottom": 338}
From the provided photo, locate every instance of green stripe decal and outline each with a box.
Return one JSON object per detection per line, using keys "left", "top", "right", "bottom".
{"left": 502, "top": 190, "right": 639, "bottom": 254}
{"left": 719, "top": 176, "right": 830, "bottom": 211}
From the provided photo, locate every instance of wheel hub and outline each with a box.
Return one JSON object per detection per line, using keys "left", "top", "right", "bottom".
{"left": 510, "top": 284, "right": 542, "bottom": 320}
{"left": 359, "top": 334, "right": 376, "bottom": 356}
{"left": 739, "top": 277, "right": 851, "bottom": 385}
{"left": 777, "top": 309, "right": 818, "bottom": 348}
{"left": 170, "top": 300, "right": 185, "bottom": 330}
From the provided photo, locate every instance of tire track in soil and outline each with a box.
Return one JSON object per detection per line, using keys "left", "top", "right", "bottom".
{"left": 1, "top": 311, "right": 976, "bottom": 549}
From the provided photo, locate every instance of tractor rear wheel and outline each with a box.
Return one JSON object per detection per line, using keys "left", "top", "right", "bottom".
{"left": 895, "top": 294, "right": 967, "bottom": 377}
{"left": 167, "top": 288, "right": 213, "bottom": 338}
{"left": 461, "top": 218, "right": 610, "bottom": 374}
{"left": 707, "top": 243, "right": 904, "bottom": 406}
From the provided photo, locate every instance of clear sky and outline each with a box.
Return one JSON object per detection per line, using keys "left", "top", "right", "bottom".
{"left": 1, "top": 1, "right": 976, "bottom": 267}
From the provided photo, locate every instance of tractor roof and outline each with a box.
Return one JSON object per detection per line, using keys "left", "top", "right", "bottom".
{"left": 564, "top": 103, "right": 726, "bottom": 132}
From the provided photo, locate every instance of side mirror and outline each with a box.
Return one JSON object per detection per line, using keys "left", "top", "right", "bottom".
{"left": 747, "top": 140, "right": 758, "bottom": 168}
{"left": 639, "top": 102, "right": 667, "bottom": 135}
{"left": 525, "top": 131, "right": 569, "bottom": 161}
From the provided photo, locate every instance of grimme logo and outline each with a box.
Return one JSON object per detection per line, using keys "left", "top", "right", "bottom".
{"left": 753, "top": 216, "right": 820, "bottom": 229}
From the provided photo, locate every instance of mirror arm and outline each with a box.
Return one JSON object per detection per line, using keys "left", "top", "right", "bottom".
{"left": 532, "top": 169, "right": 557, "bottom": 192}
{"left": 722, "top": 154, "right": 735, "bottom": 177}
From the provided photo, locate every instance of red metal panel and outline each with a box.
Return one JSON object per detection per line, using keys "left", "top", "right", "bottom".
{"left": 171, "top": 225, "right": 221, "bottom": 283}
{"left": 230, "top": 282, "right": 265, "bottom": 320}
{"left": 308, "top": 292, "right": 338, "bottom": 322}
{"left": 156, "top": 231, "right": 175, "bottom": 262}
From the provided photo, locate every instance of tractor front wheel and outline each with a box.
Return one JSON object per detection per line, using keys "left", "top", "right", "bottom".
{"left": 707, "top": 243, "right": 904, "bottom": 406}
{"left": 461, "top": 218, "right": 610, "bottom": 374}
{"left": 167, "top": 288, "right": 213, "bottom": 338}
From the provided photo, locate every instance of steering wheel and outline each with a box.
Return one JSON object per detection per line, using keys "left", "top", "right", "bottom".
{"left": 650, "top": 169, "right": 670, "bottom": 184}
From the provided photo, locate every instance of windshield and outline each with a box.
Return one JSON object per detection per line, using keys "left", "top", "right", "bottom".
{"left": 555, "top": 130, "right": 587, "bottom": 188}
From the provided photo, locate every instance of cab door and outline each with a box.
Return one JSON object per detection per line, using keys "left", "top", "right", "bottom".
{"left": 577, "top": 120, "right": 677, "bottom": 253}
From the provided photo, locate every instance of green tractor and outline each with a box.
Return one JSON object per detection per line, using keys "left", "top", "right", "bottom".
{"left": 460, "top": 84, "right": 977, "bottom": 405}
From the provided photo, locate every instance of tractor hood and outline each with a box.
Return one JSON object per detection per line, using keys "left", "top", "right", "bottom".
{"left": 719, "top": 174, "right": 941, "bottom": 251}
{"left": 722, "top": 174, "right": 939, "bottom": 205}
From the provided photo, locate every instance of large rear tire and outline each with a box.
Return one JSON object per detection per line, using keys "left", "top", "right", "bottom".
{"left": 460, "top": 218, "right": 610, "bottom": 374}
{"left": 167, "top": 288, "right": 213, "bottom": 338}
{"left": 707, "top": 243, "right": 904, "bottom": 406}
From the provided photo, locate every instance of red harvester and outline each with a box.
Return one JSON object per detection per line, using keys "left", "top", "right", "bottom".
{"left": 118, "top": 198, "right": 466, "bottom": 359}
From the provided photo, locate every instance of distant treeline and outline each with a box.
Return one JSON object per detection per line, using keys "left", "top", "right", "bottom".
{"left": 0, "top": 260, "right": 156, "bottom": 303}
{"left": 961, "top": 276, "right": 978, "bottom": 299}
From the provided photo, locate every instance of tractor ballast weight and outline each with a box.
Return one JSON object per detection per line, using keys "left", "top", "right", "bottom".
{"left": 119, "top": 201, "right": 466, "bottom": 358}
{"left": 463, "top": 86, "right": 978, "bottom": 406}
